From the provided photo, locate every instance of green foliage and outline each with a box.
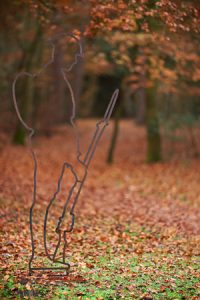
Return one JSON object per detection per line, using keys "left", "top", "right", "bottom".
{"left": 1, "top": 224, "right": 199, "bottom": 299}
{"left": 160, "top": 113, "right": 199, "bottom": 132}
{"left": 52, "top": 251, "right": 199, "bottom": 299}
{"left": 160, "top": 113, "right": 199, "bottom": 158}
{"left": 0, "top": 275, "right": 15, "bottom": 299}
{"left": 0, "top": 275, "right": 49, "bottom": 300}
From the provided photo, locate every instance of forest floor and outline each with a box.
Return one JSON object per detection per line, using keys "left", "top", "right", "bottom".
{"left": 0, "top": 120, "right": 200, "bottom": 299}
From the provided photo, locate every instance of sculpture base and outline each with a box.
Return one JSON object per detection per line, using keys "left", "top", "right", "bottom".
{"left": 29, "top": 266, "right": 70, "bottom": 276}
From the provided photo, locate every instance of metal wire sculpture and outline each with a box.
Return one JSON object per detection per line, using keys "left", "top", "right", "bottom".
{"left": 12, "top": 33, "right": 119, "bottom": 276}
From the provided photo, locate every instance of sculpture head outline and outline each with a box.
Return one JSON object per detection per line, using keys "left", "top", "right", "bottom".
{"left": 12, "top": 32, "right": 83, "bottom": 134}
{"left": 47, "top": 32, "right": 84, "bottom": 73}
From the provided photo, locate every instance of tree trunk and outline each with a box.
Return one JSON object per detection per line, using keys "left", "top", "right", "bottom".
{"left": 73, "top": 36, "right": 85, "bottom": 116}
{"left": 13, "top": 25, "right": 42, "bottom": 145}
{"left": 107, "top": 102, "right": 121, "bottom": 164}
{"left": 135, "top": 87, "right": 145, "bottom": 125}
{"left": 145, "top": 86, "right": 161, "bottom": 163}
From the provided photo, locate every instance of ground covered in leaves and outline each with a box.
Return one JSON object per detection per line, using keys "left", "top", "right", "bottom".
{"left": 0, "top": 120, "right": 200, "bottom": 299}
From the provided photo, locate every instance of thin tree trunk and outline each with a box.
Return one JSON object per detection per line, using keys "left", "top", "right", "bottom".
{"left": 73, "top": 36, "right": 85, "bottom": 115}
{"left": 145, "top": 86, "right": 162, "bottom": 163}
{"left": 107, "top": 103, "right": 121, "bottom": 164}
{"left": 13, "top": 25, "right": 42, "bottom": 145}
{"left": 136, "top": 46, "right": 146, "bottom": 125}
{"left": 31, "top": 33, "right": 43, "bottom": 128}
{"left": 52, "top": 39, "right": 65, "bottom": 123}
{"left": 136, "top": 87, "right": 145, "bottom": 125}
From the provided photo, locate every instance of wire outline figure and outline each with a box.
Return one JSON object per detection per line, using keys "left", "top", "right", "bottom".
{"left": 12, "top": 32, "right": 119, "bottom": 275}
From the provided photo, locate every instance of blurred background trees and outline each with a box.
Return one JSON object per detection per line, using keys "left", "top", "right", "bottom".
{"left": 0, "top": 0, "right": 200, "bottom": 163}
